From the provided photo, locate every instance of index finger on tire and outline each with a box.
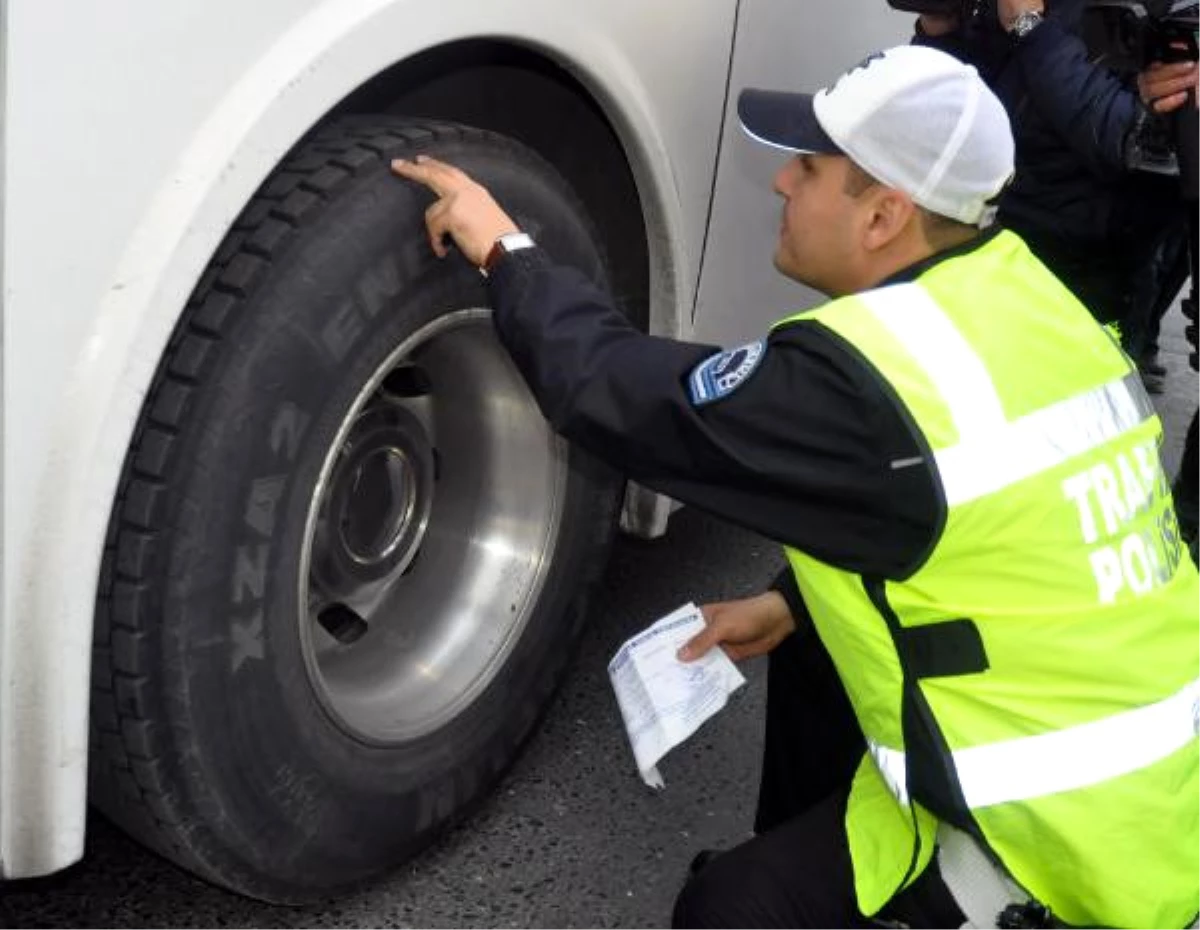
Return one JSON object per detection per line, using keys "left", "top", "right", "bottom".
{"left": 391, "top": 157, "right": 461, "bottom": 197}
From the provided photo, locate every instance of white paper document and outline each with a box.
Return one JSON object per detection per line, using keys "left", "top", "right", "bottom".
{"left": 608, "top": 602, "right": 747, "bottom": 788}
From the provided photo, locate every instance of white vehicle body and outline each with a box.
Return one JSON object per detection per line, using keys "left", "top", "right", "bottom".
{"left": 1, "top": 0, "right": 908, "bottom": 883}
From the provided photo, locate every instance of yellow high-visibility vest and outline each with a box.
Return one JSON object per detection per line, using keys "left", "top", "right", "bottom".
{"left": 778, "top": 231, "right": 1199, "bottom": 928}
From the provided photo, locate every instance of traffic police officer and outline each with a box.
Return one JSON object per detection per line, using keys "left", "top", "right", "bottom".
{"left": 393, "top": 46, "right": 1199, "bottom": 929}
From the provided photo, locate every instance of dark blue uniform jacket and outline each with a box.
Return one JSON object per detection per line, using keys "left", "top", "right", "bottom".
{"left": 485, "top": 238, "right": 1003, "bottom": 611}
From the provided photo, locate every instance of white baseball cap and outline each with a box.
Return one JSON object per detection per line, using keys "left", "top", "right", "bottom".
{"left": 739, "top": 45, "right": 1015, "bottom": 227}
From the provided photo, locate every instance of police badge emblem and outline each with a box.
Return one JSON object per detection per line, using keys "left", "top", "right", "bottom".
{"left": 688, "top": 341, "right": 767, "bottom": 406}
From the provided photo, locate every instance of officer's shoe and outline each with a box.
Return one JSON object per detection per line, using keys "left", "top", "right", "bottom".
{"left": 1139, "top": 366, "right": 1165, "bottom": 395}
{"left": 1174, "top": 495, "right": 1198, "bottom": 567}
{"left": 1176, "top": 487, "right": 1195, "bottom": 544}
{"left": 1138, "top": 350, "right": 1168, "bottom": 379}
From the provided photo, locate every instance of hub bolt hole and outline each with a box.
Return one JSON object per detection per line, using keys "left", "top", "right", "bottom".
{"left": 318, "top": 604, "right": 370, "bottom": 645}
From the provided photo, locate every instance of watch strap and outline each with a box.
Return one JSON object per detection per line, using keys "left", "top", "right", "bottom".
{"left": 481, "top": 232, "right": 535, "bottom": 277}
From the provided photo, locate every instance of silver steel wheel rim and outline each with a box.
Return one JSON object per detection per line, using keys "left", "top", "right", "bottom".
{"left": 298, "top": 308, "right": 567, "bottom": 744}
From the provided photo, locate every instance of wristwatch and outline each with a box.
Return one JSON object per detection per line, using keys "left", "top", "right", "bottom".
{"left": 1006, "top": 9, "right": 1044, "bottom": 39}
{"left": 480, "top": 232, "right": 536, "bottom": 277}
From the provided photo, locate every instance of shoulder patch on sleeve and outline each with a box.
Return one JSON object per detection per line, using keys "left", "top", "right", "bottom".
{"left": 687, "top": 340, "right": 767, "bottom": 407}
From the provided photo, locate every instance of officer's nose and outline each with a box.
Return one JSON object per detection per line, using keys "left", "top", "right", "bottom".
{"left": 772, "top": 163, "right": 789, "bottom": 197}
{"left": 773, "top": 157, "right": 798, "bottom": 197}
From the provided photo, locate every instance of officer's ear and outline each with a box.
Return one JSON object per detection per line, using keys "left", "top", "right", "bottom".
{"left": 861, "top": 187, "right": 917, "bottom": 253}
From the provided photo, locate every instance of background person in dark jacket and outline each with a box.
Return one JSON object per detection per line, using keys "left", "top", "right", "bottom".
{"left": 912, "top": 0, "right": 1198, "bottom": 388}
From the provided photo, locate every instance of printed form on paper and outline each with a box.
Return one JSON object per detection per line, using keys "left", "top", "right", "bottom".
{"left": 608, "top": 602, "right": 747, "bottom": 788}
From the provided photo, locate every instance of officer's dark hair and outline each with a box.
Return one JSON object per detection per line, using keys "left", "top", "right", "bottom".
{"left": 843, "top": 161, "right": 977, "bottom": 250}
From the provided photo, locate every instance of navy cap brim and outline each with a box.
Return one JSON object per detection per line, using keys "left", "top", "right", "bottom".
{"left": 737, "top": 89, "right": 842, "bottom": 155}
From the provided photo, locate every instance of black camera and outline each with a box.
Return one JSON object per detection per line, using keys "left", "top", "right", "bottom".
{"left": 886, "top": 0, "right": 978, "bottom": 17}
{"left": 1085, "top": 1, "right": 1199, "bottom": 74}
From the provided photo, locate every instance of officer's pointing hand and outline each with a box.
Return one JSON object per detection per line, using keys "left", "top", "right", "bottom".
{"left": 677, "top": 592, "right": 797, "bottom": 663}
{"left": 391, "top": 155, "right": 520, "bottom": 266}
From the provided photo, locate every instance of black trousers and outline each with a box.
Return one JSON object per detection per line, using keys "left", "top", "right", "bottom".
{"left": 671, "top": 620, "right": 965, "bottom": 929}
{"left": 1175, "top": 411, "right": 1199, "bottom": 550}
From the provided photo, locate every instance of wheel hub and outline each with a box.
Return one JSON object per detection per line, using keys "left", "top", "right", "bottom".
{"left": 311, "top": 405, "right": 433, "bottom": 596}
{"left": 299, "top": 310, "right": 566, "bottom": 745}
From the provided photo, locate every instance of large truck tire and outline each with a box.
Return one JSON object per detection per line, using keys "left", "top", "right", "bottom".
{"left": 89, "top": 118, "right": 622, "bottom": 902}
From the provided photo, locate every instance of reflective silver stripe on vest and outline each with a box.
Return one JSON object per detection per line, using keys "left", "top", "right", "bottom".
{"left": 936, "top": 371, "right": 1155, "bottom": 506}
{"left": 868, "top": 679, "right": 1200, "bottom": 811}
{"left": 858, "top": 284, "right": 1156, "bottom": 505}
{"left": 868, "top": 741, "right": 910, "bottom": 806}
{"left": 860, "top": 284, "right": 1006, "bottom": 443}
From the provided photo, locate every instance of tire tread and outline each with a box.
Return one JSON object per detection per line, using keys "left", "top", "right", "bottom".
{"left": 91, "top": 117, "right": 616, "bottom": 896}
{"left": 92, "top": 116, "right": 552, "bottom": 888}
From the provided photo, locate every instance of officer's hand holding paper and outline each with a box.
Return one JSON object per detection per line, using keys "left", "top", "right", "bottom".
{"left": 608, "top": 603, "right": 746, "bottom": 788}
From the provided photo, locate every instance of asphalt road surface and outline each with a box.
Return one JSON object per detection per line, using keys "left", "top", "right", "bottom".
{"left": 2, "top": 307, "right": 1195, "bottom": 929}
{"left": 0, "top": 505, "right": 781, "bottom": 930}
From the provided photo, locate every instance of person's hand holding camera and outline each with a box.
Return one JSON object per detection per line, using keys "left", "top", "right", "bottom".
{"left": 997, "top": 0, "right": 1046, "bottom": 32}
{"left": 1138, "top": 60, "right": 1200, "bottom": 115}
{"left": 887, "top": 1, "right": 965, "bottom": 36}
{"left": 918, "top": 11, "right": 961, "bottom": 35}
